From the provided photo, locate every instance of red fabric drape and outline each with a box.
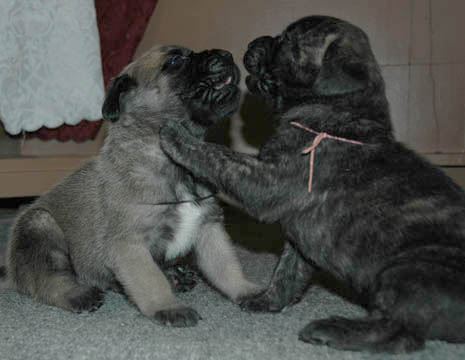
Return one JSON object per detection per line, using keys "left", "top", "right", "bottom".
{"left": 32, "top": 0, "right": 158, "bottom": 142}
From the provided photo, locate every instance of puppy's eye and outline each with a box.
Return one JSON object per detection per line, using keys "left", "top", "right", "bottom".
{"left": 168, "top": 55, "right": 186, "bottom": 67}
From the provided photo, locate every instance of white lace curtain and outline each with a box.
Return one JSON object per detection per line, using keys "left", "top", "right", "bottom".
{"left": 0, "top": 0, "right": 104, "bottom": 135}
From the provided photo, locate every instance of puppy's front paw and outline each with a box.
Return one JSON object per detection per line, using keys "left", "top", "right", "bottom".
{"left": 153, "top": 307, "right": 201, "bottom": 327}
{"left": 239, "top": 291, "right": 285, "bottom": 313}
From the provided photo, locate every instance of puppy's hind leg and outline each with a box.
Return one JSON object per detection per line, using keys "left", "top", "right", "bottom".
{"left": 298, "top": 261, "right": 465, "bottom": 353}
{"left": 194, "top": 222, "right": 262, "bottom": 303}
{"left": 374, "top": 260, "right": 465, "bottom": 344}
{"left": 7, "top": 208, "right": 104, "bottom": 312}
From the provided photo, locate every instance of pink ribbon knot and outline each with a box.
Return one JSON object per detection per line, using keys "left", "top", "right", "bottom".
{"left": 290, "top": 121, "right": 364, "bottom": 192}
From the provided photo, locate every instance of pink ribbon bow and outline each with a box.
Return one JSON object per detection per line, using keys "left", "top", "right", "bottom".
{"left": 290, "top": 121, "right": 364, "bottom": 192}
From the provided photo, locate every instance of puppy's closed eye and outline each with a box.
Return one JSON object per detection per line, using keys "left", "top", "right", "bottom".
{"left": 164, "top": 55, "right": 190, "bottom": 71}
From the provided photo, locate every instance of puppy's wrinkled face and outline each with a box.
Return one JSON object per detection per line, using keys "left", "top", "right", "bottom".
{"left": 161, "top": 46, "right": 241, "bottom": 125}
{"left": 102, "top": 45, "right": 241, "bottom": 126}
{"left": 243, "top": 16, "right": 383, "bottom": 111}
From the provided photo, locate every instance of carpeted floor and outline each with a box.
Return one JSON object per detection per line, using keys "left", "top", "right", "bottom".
{"left": 1, "top": 200, "right": 465, "bottom": 360}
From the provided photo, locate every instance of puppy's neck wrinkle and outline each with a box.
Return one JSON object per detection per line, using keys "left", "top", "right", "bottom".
{"left": 282, "top": 104, "right": 393, "bottom": 143}
{"left": 121, "top": 108, "right": 209, "bottom": 139}
{"left": 277, "top": 85, "right": 392, "bottom": 133}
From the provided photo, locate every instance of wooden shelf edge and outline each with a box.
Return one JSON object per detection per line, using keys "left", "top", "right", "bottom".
{"left": 0, "top": 155, "right": 93, "bottom": 173}
{"left": 0, "top": 155, "right": 93, "bottom": 198}
{"left": 423, "top": 153, "right": 465, "bottom": 166}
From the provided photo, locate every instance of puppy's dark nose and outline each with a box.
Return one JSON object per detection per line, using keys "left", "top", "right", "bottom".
{"left": 243, "top": 36, "right": 276, "bottom": 75}
{"left": 196, "top": 49, "right": 234, "bottom": 74}
{"left": 214, "top": 49, "right": 233, "bottom": 60}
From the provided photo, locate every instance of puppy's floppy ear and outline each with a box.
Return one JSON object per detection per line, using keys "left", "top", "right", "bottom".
{"left": 102, "top": 74, "right": 138, "bottom": 122}
{"left": 312, "top": 36, "right": 368, "bottom": 96}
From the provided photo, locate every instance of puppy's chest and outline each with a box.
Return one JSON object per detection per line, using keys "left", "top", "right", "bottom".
{"left": 164, "top": 202, "right": 208, "bottom": 261}
{"left": 141, "top": 196, "right": 215, "bottom": 261}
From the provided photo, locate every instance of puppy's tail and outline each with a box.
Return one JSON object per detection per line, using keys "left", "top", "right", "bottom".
{"left": 0, "top": 266, "right": 11, "bottom": 290}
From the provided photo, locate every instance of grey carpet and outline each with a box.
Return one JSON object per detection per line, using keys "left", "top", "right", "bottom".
{"left": 1, "top": 204, "right": 464, "bottom": 360}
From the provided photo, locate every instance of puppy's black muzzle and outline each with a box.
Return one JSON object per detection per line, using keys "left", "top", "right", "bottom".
{"left": 186, "top": 49, "right": 241, "bottom": 124}
{"left": 243, "top": 36, "right": 280, "bottom": 98}
{"left": 244, "top": 36, "right": 277, "bottom": 76}
{"left": 193, "top": 49, "right": 240, "bottom": 86}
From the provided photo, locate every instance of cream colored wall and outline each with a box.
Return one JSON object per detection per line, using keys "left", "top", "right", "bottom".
{"left": 443, "top": 167, "right": 465, "bottom": 190}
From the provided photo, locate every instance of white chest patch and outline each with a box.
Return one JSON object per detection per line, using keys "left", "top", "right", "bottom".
{"left": 165, "top": 202, "right": 204, "bottom": 261}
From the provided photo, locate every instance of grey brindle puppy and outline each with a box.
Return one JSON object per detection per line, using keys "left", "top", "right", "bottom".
{"left": 160, "top": 16, "right": 465, "bottom": 351}
{"left": 0, "top": 45, "right": 260, "bottom": 327}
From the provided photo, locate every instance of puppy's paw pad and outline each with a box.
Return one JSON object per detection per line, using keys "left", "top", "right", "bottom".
{"left": 154, "top": 307, "right": 201, "bottom": 327}
{"left": 299, "top": 319, "right": 339, "bottom": 346}
{"left": 298, "top": 316, "right": 425, "bottom": 353}
{"left": 164, "top": 265, "right": 198, "bottom": 293}
{"left": 239, "top": 292, "right": 284, "bottom": 313}
{"left": 299, "top": 316, "right": 362, "bottom": 346}
{"left": 68, "top": 287, "right": 105, "bottom": 313}
{"left": 385, "top": 334, "right": 425, "bottom": 353}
